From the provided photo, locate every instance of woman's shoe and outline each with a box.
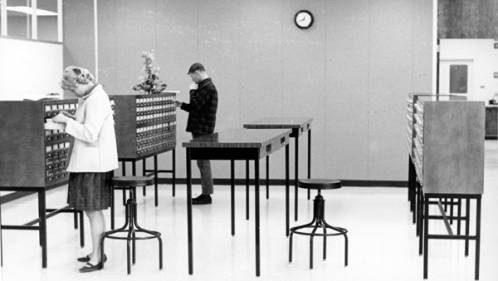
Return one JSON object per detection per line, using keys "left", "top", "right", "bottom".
{"left": 77, "top": 255, "right": 90, "bottom": 263}
{"left": 78, "top": 254, "right": 107, "bottom": 263}
{"left": 79, "top": 262, "right": 103, "bottom": 273}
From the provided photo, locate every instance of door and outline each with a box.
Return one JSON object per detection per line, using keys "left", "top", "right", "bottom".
{"left": 439, "top": 59, "right": 474, "bottom": 99}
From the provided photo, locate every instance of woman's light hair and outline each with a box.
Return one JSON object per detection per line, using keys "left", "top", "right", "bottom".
{"left": 61, "top": 66, "right": 96, "bottom": 91}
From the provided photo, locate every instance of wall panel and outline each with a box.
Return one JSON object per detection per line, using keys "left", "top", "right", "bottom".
{"left": 63, "top": 0, "right": 95, "bottom": 79}
{"left": 324, "top": 0, "right": 371, "bottom": 179}
{"left": 63, "top": 0, "right": 433, "bottom": 181}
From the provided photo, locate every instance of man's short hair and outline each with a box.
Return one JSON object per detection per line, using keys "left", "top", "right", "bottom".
{"left": 188, "top": 63, "right": 205, "bottom": 74}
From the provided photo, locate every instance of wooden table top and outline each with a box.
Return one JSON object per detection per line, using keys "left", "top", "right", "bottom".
{"left": 182, "top": 128, "right": 292, "bottom": 148}
{"left": 243, "top": 117, "right": 313, "bottom": 129}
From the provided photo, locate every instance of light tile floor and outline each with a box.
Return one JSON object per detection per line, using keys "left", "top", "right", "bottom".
{"left": 0, "top": 141, "right": 497, "bottom": 281}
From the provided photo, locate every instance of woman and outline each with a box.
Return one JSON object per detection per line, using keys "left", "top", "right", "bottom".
{"left": 53, "top": 66, "right": 118, "bottom": 273}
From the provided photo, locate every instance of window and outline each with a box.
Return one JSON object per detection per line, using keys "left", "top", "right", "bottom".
{"left": 0, "top": 0, "right": 62, "bottom": 42}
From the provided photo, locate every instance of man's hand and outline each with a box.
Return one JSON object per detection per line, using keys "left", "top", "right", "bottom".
{"left": 52, "top": 112, "right": 70, "bottom": 124}
{"left": 175, "top": 101, "right": 183, "bottom": 108}
{"left": 189, "top": 83, "right": 198, "bottom": 91}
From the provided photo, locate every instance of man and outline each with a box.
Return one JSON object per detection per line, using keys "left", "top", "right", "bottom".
{"left": 176, "top": 63, "right": 218, "bottom": 205}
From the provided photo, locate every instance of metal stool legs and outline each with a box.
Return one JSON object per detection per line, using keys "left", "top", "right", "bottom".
{"left": 289, "top": 189, "right": 348, "bottom": 269}
{"left": 101, "top": 188, "right": 163, "bottom": 274}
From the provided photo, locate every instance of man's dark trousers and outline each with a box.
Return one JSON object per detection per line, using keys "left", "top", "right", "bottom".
{"left": 192, "top": 132, "right": 213, "bottom": 194}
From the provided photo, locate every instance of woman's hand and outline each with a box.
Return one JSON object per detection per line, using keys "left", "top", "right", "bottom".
{"left": 52, "top": 112, "right": 70, "bottom": 124}
{"left": 175, "top": 101, "right": 183, "bottom": 108}
{"left": 61, "top": 111, "right": 76, "bottom": 120}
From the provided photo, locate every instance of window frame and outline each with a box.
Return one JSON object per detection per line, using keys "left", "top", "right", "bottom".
{"left": 0, "top": 0, "right": 63, "bottom": 43}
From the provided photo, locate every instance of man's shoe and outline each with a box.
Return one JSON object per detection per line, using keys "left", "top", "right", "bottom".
{"left": 192, "top": 194, "right": 212, "bottom": 205}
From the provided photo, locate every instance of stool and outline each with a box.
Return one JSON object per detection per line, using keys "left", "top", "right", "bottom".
{"left": 101, "top": 176, "right": 163, "bottom": 274}
{"left": 289, "top": 179, "right": 348, "bottom": 269}
{"left": 110, "top": 176, "right": 153, "bottom": 229}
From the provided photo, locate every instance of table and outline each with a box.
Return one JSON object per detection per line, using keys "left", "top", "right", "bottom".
{"left": 243, "top": 117, "right": 313, "bottom": 221}
{"left": 405, "top": 95, "right": 484, "bottom": 279}
{"left": 183, "top": 129, "right": 292, "bottom": 276}
{"left": 0, "top": 185, "right": 84, "bottom": 268}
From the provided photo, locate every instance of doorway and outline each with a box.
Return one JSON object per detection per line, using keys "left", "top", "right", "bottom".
{"left": 439, "top": 59, "right": 474, "bottom": 98}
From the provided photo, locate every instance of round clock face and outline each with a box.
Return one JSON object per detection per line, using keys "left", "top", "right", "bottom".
{"left": 294, "top": 10, "right": 313, "bottom": 29}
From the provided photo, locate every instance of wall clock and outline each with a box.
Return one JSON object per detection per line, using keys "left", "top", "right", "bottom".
{"left": 294, "top": 10, "right": 314, "bottom": 29}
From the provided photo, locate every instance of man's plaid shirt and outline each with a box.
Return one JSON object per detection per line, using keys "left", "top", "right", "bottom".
{"left": 180, "top": 78, "right": 218, "bottom": 135}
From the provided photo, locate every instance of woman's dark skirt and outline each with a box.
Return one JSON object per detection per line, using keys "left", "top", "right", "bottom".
{"left": 67, "top": 172, "right": 113, "bottom": 211}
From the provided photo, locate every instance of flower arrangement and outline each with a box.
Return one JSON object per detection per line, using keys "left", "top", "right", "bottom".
{"left": 132, "top": 49, "right": 167, "bottom": 95}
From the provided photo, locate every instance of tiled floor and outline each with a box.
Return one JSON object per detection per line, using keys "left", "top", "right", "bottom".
{"left": 0, "top": 141, "right": 497, "bottom": 281}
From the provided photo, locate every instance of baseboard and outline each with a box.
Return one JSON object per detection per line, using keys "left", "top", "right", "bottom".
{"left": 157, "top": 178, "right": 407, "bottom": 187}
{"left": 0, "top": 178, "right": 407, "bottom": 204}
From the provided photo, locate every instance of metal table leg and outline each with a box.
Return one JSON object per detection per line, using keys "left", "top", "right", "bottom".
{"left": 409, "top": 158, "right": 416, "bottom": 223}
{"left": 449, "top": 198, "right": 454, "bottom": 224}
{"left": 154, "top": 154, "right": 159, "bottom": 206}
{"left": 307, "top": 129, "right": 311, "bottom": 200}
{"left": 38, "top": 190, "right": 47, "bottom": 268}
{"left": 475, "top": 196, "right": 481, "bottom": 280}
{"left": 457, "top": 198, "right": 462, "bottom": 235}
{"left": 423, "top": 195, "right": 429, "bottom": 279}
{"left": 186, "top": 149, "right": 193, "bottom": 274}
{"left": 408, "top": 157, "right": 412, "bottom": 203}
{"left": 73, "top": 211, "right": 78, "bottom": 229}
{"left": 465, "top": 198, "right": 470, "bottom": 256}
{"left": 0, "top": 196, "right": 3, "bottom": 266}
{"left": 246, "top": 160, "right": 250, "bottom": 220}
{"left": 418, "top": 188, "right": 423, "bottom": 255}
{"left": 254, "top": 158, "right": 260, "bottom": 276}
{"left": 421, "top": 194, "right": 481, "bottom": 279}
{"left": 416, "top": 182, "right": 420, "bottom": 236}
{"left": 294, "top": 135, "right": 299, "bottom": 221}
{"left": 231, "top": 160, "right": 235, "bottom": 236}
{"left": 285, "top": 144, "right": 290, "bottom": 236}
{"left": 172, "top": 149, "right": 176, "bottom": 197}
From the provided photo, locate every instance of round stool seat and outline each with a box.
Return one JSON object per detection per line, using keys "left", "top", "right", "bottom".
{"left": 112, "top": 176, "right": 154, "bottom": 187}
{"left": 298, "top": 179, "right": 342, "bottom": 190}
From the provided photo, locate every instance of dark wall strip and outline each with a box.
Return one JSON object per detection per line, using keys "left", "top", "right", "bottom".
{"left": 157, "top": 178, "right": 408, "bottom": 187}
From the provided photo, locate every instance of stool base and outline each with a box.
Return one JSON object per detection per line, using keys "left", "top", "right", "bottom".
{"left": 289, "top": 193, "right": 348, "bottom": 269}
{"left": 101, "top": 195, "right": 163, "bottom": 275}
